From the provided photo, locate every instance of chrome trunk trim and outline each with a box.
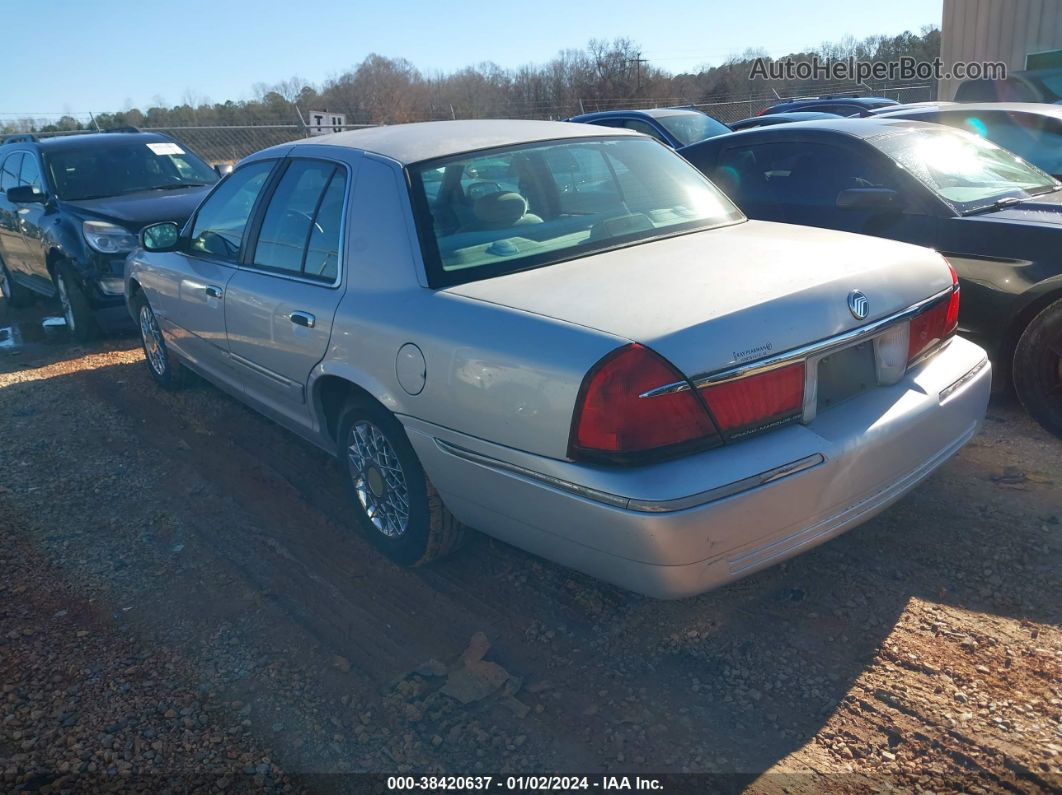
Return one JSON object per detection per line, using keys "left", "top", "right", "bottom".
{"left": 640, "top": 286, "right": 955, "bottom": 398}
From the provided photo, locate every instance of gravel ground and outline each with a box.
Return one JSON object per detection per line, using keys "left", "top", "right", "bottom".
{"left": 0, "top": 298, "right": 1059, "bottom": 793}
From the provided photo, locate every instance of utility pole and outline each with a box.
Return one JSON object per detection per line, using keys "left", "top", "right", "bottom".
{"left": 631, "top": 53, "right": 648, "bottom": 93}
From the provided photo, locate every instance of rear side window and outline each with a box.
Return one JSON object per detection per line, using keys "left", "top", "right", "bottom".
{"left": 189, "top": 160, "right": 274, "bottom": 261}
{"left": 1, "top": 153, "right": 23, "bottom": 193}
{"left": 252, "top": 159, "right": 346, "bottom": 281}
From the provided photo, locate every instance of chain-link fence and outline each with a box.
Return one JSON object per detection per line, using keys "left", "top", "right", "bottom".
{"left": 30, "top": 123, "right": 377, "bottom": 166}
{"left": 19, "top": 82, "right": 934, "bottom": 164}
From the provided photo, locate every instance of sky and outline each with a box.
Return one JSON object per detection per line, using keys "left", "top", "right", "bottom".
{"left": 1, "top": 0, "right": 942, "bottom": 119}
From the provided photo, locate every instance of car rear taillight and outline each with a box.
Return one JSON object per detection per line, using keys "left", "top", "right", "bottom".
{"left": 908, "top": 264, "right": 960, "bottom": 364}
{"left": 569, "top": 344, "right": 721, "bottom": 463}
{"left": 699, "top": 362, "right": 806, "bottom": 437}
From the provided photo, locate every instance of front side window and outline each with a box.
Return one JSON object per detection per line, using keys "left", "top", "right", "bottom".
{"left": 18, "top": 155, "right": 44, "bottom": 193}
{"left": 409, "top": 137, "right": 743, "bottom": 287}
{"left": 253, "top": 159, "right": 346, "bottom": 281}
{"left": 1, "top": 153, "right": 22, "bottom": 193}
{"left": 654, "top": 112, "right": 731, "bottom": 146}
{"left": 870, "top": 127, "right": 1060, "bottom": 213}
{"left": 189, "top": 160, "right": 275, "bottom": 261}
{"left": 44, "top": 140, "right": 218, "bottom": 201}
{"left": 712, "top": 141, "right": 900, "bottom": 223}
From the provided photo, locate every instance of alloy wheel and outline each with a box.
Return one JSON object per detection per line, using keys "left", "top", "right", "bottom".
{"left": 347, "top": 420, "right": 410, "bottom": 537}
{"left": 139, "top": 304, "right": 167, "bottom": 376}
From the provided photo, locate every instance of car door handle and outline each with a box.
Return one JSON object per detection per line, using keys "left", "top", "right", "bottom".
{"left": 289, "top": 311, "right": 315, "bottom": 328}
{"left": 204, "top": 285, "right": 223, "bottom": 299}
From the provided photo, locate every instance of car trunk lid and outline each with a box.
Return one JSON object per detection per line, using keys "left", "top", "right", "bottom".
{"left": 445, "top": 219, "right": 952, "bottom": 379}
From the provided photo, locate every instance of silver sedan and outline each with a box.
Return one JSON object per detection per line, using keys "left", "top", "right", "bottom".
{"left": 125, "top": 120, "right": 991, "bottom": 598}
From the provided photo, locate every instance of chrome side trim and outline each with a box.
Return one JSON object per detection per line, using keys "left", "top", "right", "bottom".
{"left": 433, "top": 438, "right": 824, "bottom": 514}
{"left": 434, "top": 439, "right": 629, "bottom": 508}
{"left": 230, "top": 352, "right": 306, "bottom": 400}
{"left": 640, "top": 286, "right": 955, "bottom": 398}
{"left": 939, "top": 357, "right": 989, "bottom": 402}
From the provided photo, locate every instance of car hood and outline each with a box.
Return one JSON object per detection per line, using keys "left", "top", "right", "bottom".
{"left": 968, "top": 189, "right": 1062, "bottom": 225}
{"left": 61, "top": 186, "right": 211, "bottom": 230}
{"left": 445, "top": 220, "right": 953, "bottom": 378}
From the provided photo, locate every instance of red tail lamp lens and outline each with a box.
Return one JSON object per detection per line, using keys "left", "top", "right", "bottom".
{"left": 570, "top": 344, "right": 719, "bottom": 461}
{"left": 700, "top": 361, "right": 806, "bottom": 436}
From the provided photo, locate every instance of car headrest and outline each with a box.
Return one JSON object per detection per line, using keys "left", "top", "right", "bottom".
{"left": 473, "top": 191, "right": 528, "bottom": 227}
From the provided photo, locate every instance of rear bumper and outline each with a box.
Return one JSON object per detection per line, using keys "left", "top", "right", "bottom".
{"left": 404, "top": 336, "right": 991, "bottom": 599}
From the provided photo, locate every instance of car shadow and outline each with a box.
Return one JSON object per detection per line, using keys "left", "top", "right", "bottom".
{"left": 0, "top": 326, "right": 1057, "bottom": 783}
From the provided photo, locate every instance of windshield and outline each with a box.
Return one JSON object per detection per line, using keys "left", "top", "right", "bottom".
{"left": 655, "top": 112, "right": 731, "bottom": 146}
{"left": 44, "top": 140, "right": 218, "bottom": 201}
{"left": 410, "top": 136, "right": 744, "bottom": 287}
{"left": 870, "top": 126, "right": 1060, "bottom": 213}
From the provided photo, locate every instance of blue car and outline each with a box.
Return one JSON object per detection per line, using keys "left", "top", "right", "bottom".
{"left": 565, "top": 108, "right": 730, "bottom": 148}
{"left": 759, "top": 95, "right": 899, "bottom": 118}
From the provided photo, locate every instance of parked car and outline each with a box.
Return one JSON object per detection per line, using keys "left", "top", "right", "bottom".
{"left": 565, "top": 108, "right": 730, "bottom": 148}
{"left": 0, "top": 130, "right": 217, "bottom": 339}
{"left": 758, "top": 95, "right": 899, "bottom": 117}
{"left": 954, "top": 68, "right": 1062, "bottom": 104}
{"left": 876, "top": 102, "right": 1062, "bottom": 179}
{"left": 729, "top": 111, "right": 841, "bottom": 131}
{"left": 126, "top": 119, "right": 990, "bottom": 598}
{"left": 679, "top": 117, "right": 1062, "bottom": 435}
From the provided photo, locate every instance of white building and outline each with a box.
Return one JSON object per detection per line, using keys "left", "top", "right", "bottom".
{"left": 940, "top": 0, "right": 1062, "bottom": 100}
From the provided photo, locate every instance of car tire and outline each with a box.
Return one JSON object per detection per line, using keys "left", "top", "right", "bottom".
{"left": 1013, "top": 297, "right": 1062, "bottom": 438}
{"left": 55, "top": 261, "right": 98, "bottom": 342}
{"left": 0, "top": 257, "right": 35, "bottom": 308}
{"left": 132, "top": 291, "right": 187, "bottom": 390}
{"left": 338, "top": 397, "right": 463, "bottom": 566}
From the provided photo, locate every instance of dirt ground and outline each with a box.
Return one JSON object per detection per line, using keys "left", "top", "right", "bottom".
{"left": 0, "top": 297, "right": 1059, "bottom": 793}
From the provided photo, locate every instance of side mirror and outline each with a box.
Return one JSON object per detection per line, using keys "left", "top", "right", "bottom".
{"left": 140, "top": 221, "right": 180, "bottom": 252}
{"left": 213, "top": 163, "right": 233, "bottom": 177}
{"left": 836, "top": 187, "right": 903, "bottom": 211}
{"left": 6, "top": 185, "right": 46, "bottom": 204}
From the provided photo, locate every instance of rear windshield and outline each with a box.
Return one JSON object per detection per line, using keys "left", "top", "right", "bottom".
{"left": 409, "top": 137, "right": 744, "bottom": 287}
{"left": 44, "top": 140, "right": 218, "bottom": 201}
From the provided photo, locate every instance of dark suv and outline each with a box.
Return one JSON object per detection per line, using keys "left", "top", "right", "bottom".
{"left": 0, "top": 130, "right": 218, "bottom": 339}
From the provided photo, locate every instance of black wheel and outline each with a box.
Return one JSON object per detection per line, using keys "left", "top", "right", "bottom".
{"left": 132, "top": 291, "right": 187, "bottom": 389}
{"left": 54, "top": 261, "right": 98, "bottom": 342}
{"left": 338, "top": 397, "right": 463, "bottom": 566}
{"left": 0, "top": 256, "right": 35, "bottom": 308}
{"left": 1013, "top": 297, "right": 1062, "bottom": 438}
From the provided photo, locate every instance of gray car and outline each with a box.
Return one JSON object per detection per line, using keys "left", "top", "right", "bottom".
{"left": 125, "top": 120, "right": 991, "bottom": 598}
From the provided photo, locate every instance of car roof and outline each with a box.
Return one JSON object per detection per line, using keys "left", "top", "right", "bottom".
{"left": 737, "top": 111, "right": 843, "bottom": 124}
{"left": 22, "top": 131, "right": 177, "bottom": 151}
{"left": 678, "top": 117, "right": 940, "bottom": 151}
{"left": 299, "top": 119, "right": 640, "bottom": 164}
{"left": 567, "top": 108, "right": 707, "bottom": 123}
{"left": 877, "top": 102, "right": 1062, "bottom": 119}
{"left": 772, "top": 96, "right": 898, "bottom": 108}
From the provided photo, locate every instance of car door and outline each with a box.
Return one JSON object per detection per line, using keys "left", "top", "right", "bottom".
{"left": 0, "top": 153, "right": 23, "bottom": 274}
{"left": 11, "top": 153, "right": 51, "bottom": 287}
{"left": 224, "top": 155, "right": 352, "bottom": 428}
{"left": 157, "top": 158, "right": 276, "bottom": 386}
